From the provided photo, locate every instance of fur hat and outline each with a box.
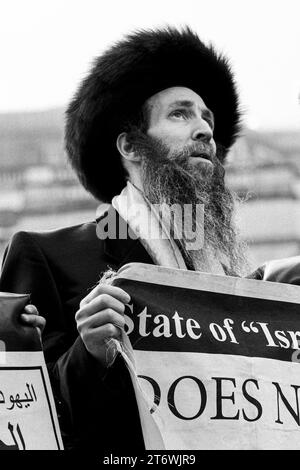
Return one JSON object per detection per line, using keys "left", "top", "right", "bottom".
{"left": 65, "top": 26, "right": 241, "bottom": 202}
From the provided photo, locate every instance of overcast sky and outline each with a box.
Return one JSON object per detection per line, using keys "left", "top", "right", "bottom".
{"left": 1, "top": 0, "right": 300, "bottom": 130}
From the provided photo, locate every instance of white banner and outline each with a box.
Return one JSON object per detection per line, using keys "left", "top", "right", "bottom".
{"left": 0, "top": 352, "right": 63, "bottom": 450}
{"left": 113, "top": 262, "right": 300, "bottom": 450}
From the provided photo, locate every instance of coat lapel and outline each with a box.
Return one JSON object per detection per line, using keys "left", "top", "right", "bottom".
{"left": 97, "top": 206, "right": 154, "bottom": 270}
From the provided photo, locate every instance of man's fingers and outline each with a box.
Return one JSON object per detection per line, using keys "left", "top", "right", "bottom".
{"left": 20, "top": 313, "right": 46, "bottom": 333}
{"left": 24, "top": 304, "right": 39, "bottom": 315}
{"left": 76, "top": 284, "right": 130, "bottom": 366}
{"left": 80, "top": 284, "right": 130, "bottom": 307}
{"left": 21, "top": 304, "right": 46, "bottom": 333}
{"left": 77, "top": 294, "right": 127, "bottom": 319}
{"left": 77, "top": 308, "right": 125, "bottom": 333}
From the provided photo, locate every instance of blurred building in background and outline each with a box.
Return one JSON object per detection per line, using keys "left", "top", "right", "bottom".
{"left": 0, "top": 108, "right": 300, "bottom": 270}
{"left": 227, "top": 129, "right": 300, "bottom": 267}
{"left": 0, "top": 109, "right": 100, "bottom": 262}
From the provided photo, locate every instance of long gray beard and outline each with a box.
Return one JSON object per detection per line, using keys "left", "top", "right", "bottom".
{"left": 130, "top": 132, "right": 249, "bottom": 276}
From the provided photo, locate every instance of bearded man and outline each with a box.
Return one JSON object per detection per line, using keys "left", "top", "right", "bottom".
{"left": 0, "top": 27, "right": 275, "bottom": 450}
{"left": 119, "top": 127, "right": 248, "bottom": 277}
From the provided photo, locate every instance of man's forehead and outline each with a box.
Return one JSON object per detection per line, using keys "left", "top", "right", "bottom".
{"left": 146, "top": 86, "right": 207, "bottom": 111}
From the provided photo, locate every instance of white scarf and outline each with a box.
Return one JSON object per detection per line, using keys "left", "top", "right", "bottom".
{"left": 112, "top": 181, "right": 225, "bottom": 274}
{"left": 112, "top": 181, "right": 187, "bottom": 269}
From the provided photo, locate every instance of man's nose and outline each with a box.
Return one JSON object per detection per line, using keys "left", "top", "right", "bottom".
{"left": 191, "top": 119, "right": 213, "bottom": 143}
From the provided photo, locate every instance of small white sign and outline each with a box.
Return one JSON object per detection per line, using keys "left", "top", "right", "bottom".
{"left": 0, "top": 352, "right": 63, "bottom": 450}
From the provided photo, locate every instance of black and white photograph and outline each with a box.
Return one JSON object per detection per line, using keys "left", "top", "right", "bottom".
{"left": 0, "top": 0, "right": 300, "bottom": 458}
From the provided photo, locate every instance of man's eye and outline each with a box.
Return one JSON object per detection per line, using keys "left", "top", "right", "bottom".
{"left": 169, "top": 110, "right": 187, "bottom": 119}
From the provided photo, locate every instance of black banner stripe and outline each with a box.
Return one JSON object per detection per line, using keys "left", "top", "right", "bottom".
{"left": 114, "top": 278, "right": 300, "bottom": 363}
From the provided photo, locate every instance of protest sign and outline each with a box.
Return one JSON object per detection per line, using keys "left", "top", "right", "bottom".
{"left": 0, "top": 292, "right": 63, "bottom": 450}
{"left": 113, "top": 262, "right": 300, "bottom": 450}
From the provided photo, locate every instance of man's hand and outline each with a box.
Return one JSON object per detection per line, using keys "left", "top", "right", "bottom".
{"left": 75, "top": 284, "right": 131, "bottom": 367}
{"left": 20, "top": 304, "right": 46, "bottom": 337}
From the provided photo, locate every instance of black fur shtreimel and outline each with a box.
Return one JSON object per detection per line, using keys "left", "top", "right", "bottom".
{"left": 65, "top": 26, "right": 241, "bottom": 202}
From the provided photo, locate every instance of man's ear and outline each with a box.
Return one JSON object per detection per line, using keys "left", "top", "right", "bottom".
{"left": 116, "top": 133, "right": 141, "bottom": 162}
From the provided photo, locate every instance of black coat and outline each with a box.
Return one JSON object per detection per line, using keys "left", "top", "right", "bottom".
{"left": 0, "top": 207, "right": 154, "bottom": 451}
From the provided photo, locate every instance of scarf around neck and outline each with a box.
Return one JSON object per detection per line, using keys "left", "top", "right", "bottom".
{"left": 112, "top": 181, "right": 187, "bottom": 269}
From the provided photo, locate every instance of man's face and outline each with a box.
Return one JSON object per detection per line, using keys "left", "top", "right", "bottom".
{"left": 146, "top": 86, "right": 216, "bottom": 168}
